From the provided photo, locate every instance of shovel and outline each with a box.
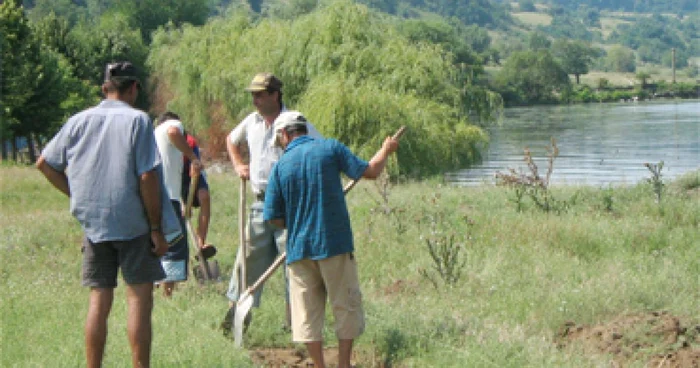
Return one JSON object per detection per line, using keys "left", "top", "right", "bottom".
{"left": 232, "top": 126, "right": 407, "bottom": 347}
{"left": 238, "top": 179, "right": 248, "bottom": 294}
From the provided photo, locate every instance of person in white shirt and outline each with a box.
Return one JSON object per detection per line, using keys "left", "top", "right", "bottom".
{"left": 222, "top": 73, "right": 321, "bottom": 334}
{"left": 154, "top": 111, "right": 202, "bottom": 297}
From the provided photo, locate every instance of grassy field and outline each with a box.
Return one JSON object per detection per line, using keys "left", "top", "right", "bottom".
{"left": 1, "top": 164, "right": 699, "bottom": 367}
{"left": 511, "top": 11, "right": 553, "bottom": 26}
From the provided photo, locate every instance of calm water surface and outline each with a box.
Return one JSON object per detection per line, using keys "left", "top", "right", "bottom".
{"left": 447, "top": 100, "right": 700, "bottom": 186}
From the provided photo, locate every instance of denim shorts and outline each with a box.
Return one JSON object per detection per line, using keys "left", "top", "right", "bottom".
{"left": 82, "top": 233, "right": 166, "bottom": 288}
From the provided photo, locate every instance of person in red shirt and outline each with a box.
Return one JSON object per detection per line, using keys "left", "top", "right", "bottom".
{"left": 181, "top": 132, "right": 215, "bottom": 258}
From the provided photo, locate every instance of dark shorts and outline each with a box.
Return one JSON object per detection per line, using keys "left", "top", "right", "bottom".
{"left": 82, "top": 233, "right": 166, "bottom": 288}
{"left": 181, "top": 172, "right": 209, "bottom": 208}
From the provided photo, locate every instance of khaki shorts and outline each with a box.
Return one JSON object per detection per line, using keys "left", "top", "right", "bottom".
{"left": 288, "top": 253, "right": 365, "bottom": 342}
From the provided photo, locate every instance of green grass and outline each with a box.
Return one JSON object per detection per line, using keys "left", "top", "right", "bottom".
{"left": 1, "top": 164, "right": 699, "bottom": 367}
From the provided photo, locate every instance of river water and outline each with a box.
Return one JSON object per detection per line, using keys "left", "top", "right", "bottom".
{"left": 446, "top": 100, "right": 700, "bottom": 186}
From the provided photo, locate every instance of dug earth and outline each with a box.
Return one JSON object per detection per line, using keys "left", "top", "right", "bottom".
{"left": 557, "top": 311, "right": 700, "bottom": 367}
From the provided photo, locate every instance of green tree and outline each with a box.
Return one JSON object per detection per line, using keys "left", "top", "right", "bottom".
{"left": 539, "top": 13, "right": 593, "bottom": 41}
{"left": 1, "top": 0, "right": 39, "bottom": 159}
{"left": 552, "top": 39, "right": 601, "bottom": 84}
{"left": 66, "top": 13, "right": 148, "bottom": 105}
{"left": 357, "top": 0, "right": 398, "bottom": 14}
{"left": 13, "top": 46, "right": 97, "bottom": 160}
{"left": 577, "top": 6, "right": 600, "bottom": 28}
{"left": 392, "top": 0, "right": 512, "bottom": 28}
{"left": 635, "top": 72, "right": 651, "bottom": 88}
{"left": 111, "top": 0, "right": 213, "bottom": 43}
{"left": 31, "top": 12, "right": 71, "bottom": 57}
{"left": 606, "top": 45, "right": 636, "bottom": 73}
{"left": 396, "top": 17, "right": 482, "bottom": 67}
{"left": 611, "top": 14, "right": 685, "bottom": 50}
{"left": 528, "top": 31, "right": 551, "bottom": 50}
{"left": 25, "top": 0, "right": 87, "bottom": 26}
{"left": 518, "top": 0, "right": 536, "bottom": 12}
{"left": 494, "top": 50, "right": 571, "bottom": 105}
{"left": 461, "top": 24, "right": 491, "bottom": 54}
{"left": 265, "top": 0, "right": 320, "bottom": 18}
{"left": 1, "top": 0, "right": 94, "bottom": 161}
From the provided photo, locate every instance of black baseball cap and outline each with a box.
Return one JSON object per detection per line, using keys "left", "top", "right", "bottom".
{"left": 104, "top": 61, "right": 140, "bottom": 83}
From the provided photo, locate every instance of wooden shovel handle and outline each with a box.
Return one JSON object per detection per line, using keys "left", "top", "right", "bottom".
{"left": 185, "top": 174, "right": 213, "bottom": 280}
{"left": 185, "top": 174, "right": 199, "bottom": 219}
{"left": 240, "top": 251, "right": 286, "bottom": 298}
{"left": 343, "top": 126, "right": 406, "bottom": 193}
{"left": 239, "top": 179, "right": 247, "bottom": 290}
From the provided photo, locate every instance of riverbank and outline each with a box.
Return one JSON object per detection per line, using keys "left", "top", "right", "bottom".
{"left": 565, "top": 81, "right": 699, "bottom": 104}
{"left": 484, "top": 65, "right": 700, "bottom": 107}
{"left": 2, "top": 165, "right": 698, "bottom": 367}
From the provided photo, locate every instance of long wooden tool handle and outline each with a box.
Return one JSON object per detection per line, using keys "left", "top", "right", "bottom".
{"left": 242, "top": 251, "right": 286, "bottom": 296}
{"left": 186, "top": 173, "right": 199, "bottom": 218}
{"left": 343, "top": 126, "right": 407, "bottom": 194}
{"left": 239, "top": 179, "right": 247, "bottom": 290}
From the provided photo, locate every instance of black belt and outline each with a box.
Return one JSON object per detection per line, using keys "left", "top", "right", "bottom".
{"left": 256, "top": 192, "right": 265, "bottom": 201}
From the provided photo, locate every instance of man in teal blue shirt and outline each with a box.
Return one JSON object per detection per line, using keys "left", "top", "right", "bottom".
{"left": 264, "top": 111, "right": 399, "bottom": 368}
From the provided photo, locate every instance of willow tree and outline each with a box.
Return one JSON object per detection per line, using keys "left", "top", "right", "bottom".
{"left": 148, "top": 0, "right": 501, "bottom": 177}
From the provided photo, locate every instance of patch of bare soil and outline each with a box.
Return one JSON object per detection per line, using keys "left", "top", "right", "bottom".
{"left": 557, "top": 311, "right": 700, "bottom": 367}
{"left": 250, "top": 347, "right": 342, "bottom": 368}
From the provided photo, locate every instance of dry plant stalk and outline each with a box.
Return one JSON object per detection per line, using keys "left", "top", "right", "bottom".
{"left": 644, "top": 161, "right": 665, "bottom": 204}
{"left": 496, "top": 138, "right": 562, "bottom": 212}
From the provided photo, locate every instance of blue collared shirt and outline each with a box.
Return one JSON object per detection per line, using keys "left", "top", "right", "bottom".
{"left": 263, "top": 136, "right": 369, "bottom": 264}
{"left": 42, "top": 99, "right": 180, "bottom": 243}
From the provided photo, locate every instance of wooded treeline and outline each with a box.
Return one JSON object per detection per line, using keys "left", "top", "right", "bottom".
{"left": 2, "top": 0, "right": 502, "bottom": 177}
{"left": 2, "top": 0, "right": 698, "bottom": 173}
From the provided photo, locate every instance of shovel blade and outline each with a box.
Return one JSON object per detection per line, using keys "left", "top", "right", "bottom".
{"left": 233, "top": 292, "right": 254, "bottom": 347}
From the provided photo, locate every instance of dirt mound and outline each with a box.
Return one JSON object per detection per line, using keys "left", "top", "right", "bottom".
{"left": 249, "top": 311, "right": 700, "bottom": 367}
{"left": 251, "top": 347, "right": 341, "bottom": 368}
{"left": 557, "top": 311, "right": 700, "bottom": 367}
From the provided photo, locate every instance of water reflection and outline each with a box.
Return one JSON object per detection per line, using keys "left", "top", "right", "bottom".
{"left": 447, "top": 100, "right": 700, "bottom": 186}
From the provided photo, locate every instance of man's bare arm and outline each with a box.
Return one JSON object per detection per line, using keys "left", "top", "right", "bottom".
{"left": 167, "top": 126, "right": 202, "bottom": 176}
{"left": 140, "top": 170, "right": 162, "bottom": 229}
{"left": 139, "top": 169, "right": 168, "bottom": 256}
{"left": 363, "top": 136, "right": 399, "bottom": 179}
{"left": 36, "top": 156, "right": 70, "bottom": 196}
{"left": 226, "top": 138, "right": 250, "bottom": 179}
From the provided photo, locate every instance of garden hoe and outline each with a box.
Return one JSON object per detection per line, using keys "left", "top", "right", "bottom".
{"left": 233, "top": 126, "right": 407, "bottom": 347}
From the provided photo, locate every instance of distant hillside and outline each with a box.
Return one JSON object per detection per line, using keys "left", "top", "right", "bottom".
{"left": 544, "top": 0, "right": 697, "bottom": 14}
{"left": 356, "top": 0, "right": 513, "bottom": 28}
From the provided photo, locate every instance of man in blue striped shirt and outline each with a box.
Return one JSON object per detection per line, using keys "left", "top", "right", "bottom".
{"left": 264, "top": 111, "right": 399, "bottom": 368}
{"left": 36, "top": 61, "right": 173, "bottom": 368}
